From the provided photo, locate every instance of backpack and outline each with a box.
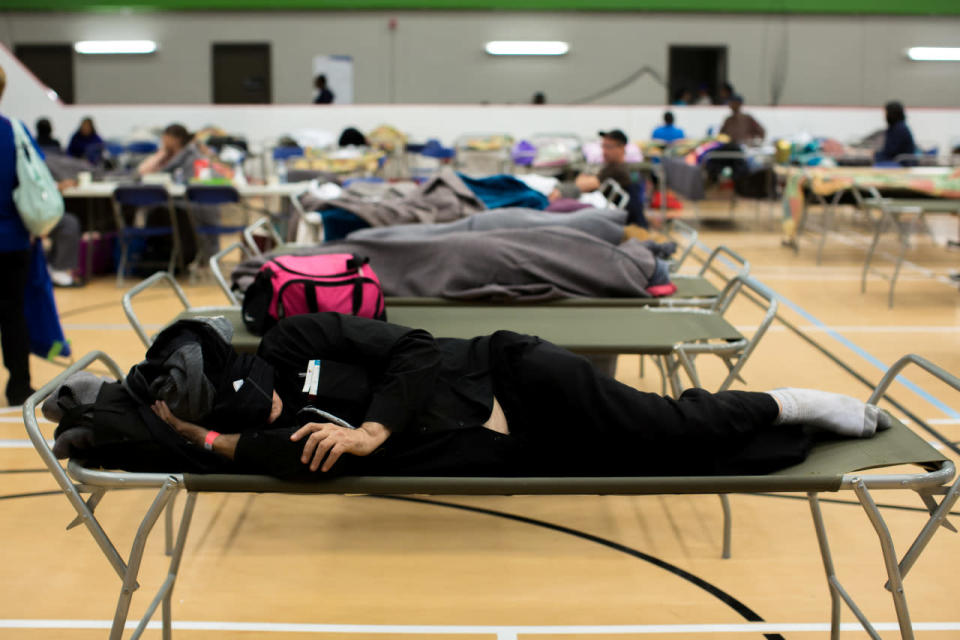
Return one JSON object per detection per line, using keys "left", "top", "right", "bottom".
{"left": 241, "top": 253, "right": 386, "bottom": 335}
{"left": 11, "top": 119, "right": 65, "bottom": 236}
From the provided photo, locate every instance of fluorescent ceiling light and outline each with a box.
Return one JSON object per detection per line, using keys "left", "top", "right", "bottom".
{"left": 907, "top": 47, "right": 960, "bottom": 61}
{"left": 74, "top": 40, "right": 157, "bottom": 55}
{"left": 485, "top": 41, "right": 569, "bottom": 56}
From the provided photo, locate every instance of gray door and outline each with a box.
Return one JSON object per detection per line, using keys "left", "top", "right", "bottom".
{"left": 14, "top": 44, "right": 75, "bottom": 104}
{"left": 212, "top": 43, "right": 271, "bottom": 104}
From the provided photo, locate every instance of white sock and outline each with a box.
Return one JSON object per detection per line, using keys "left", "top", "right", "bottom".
{"left": 767, "top": 388, "right": 892, "bottom": 438}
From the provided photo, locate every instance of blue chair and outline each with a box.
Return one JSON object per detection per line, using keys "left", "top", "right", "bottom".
{"left": 184, "top": 185, "right": 247, "bottom": 274}
{"left": 126, "top": 140, "right": 159, "bottom": 154}
{"left": 111, "top": 185, "right": 183, "bottom": 286}
{"left": 272, "top": 146, "right": 304, "bottom": 161}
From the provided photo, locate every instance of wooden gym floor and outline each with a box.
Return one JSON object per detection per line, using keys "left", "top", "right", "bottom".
{"left": 0, "top": 201, "right": 958, "bottom": 639}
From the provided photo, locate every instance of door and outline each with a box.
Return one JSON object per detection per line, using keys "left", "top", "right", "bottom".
{"left": 13, "top": 44, "right": 75, "bottom": 104}
{"left": 212, "top": 43, "right": 271, "bottom": 104}
{"left": 667, "top": 46, "right": 728, "bottom": 105}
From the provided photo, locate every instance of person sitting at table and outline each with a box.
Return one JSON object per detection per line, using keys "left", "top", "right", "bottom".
{"left": 123, "top": 313, "right": 892, "bottom": 481}
{"left": 719, "top": 95, "right": 765, "bottom": 145}
{"left": 651, "top": 112, "right": 686, "bottom": 143}
{"left": 136, "top": 123, "right": 205, "bottom": 176}
{"left": 66, "top": 117, "right": 103, "bottom": 161}
{"left": 35, "top": 118, "right": 62, "bottom": 154}
{"left": 874, "top": 101, "right": 917, "bottom": 164}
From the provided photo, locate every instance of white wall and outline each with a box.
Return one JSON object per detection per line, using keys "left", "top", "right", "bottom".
{"left": 1, "top": 10, "right": 960, "bottom": 107}
{"left": 2, "top": 33, "right": 958, "bottom": 155}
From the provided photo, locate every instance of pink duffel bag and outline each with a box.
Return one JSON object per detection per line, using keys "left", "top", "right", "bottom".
{"left": 241, "top": 253, "right": 386, "bottom": 335}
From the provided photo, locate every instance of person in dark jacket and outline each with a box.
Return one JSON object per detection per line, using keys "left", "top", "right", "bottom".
{"left": 0, "top": 65, "right": 40, "bottom": 405}
{"left": 313, "top": 74, "right": 335, "bottom": 105}
{"left": 147, "top": 313, "right": 890, "bottom": 481}
{"left": 875, "top": 101, "right": 917, "bottom": 164}
{"left": 66, "top": 117, "right": 103, "bottom": 160}
{"left": 35, "top": 118, "right": 61, "bottom": 154}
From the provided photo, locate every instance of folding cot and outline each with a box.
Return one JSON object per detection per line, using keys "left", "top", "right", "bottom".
{"left": 857, "top": 190, "right": 960, "bottom": 307}
{"left": 23, "top": 351, "right": 960, "bottom": 640}
{"left": 124, "top": 268, "right": 774, "bottom": 561}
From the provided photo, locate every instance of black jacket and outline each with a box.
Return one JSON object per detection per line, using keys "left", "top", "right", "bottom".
{"left": 257, "top": 312, "right": 496, "bottom": 436}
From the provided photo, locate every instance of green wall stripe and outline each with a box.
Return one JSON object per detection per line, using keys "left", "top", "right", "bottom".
{"left": 3, "top": 0, "right": 959, "bottom": 14}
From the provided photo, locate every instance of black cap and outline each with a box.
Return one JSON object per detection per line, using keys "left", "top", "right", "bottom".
{"left": 598, "top": 129, "right": 628, "bottom": 145}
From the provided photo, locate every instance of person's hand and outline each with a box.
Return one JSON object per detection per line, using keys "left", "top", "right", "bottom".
{"left": 152, "top": 400, "right": 202, "bottom": 441}
{"left": 575, "top": 173, "right": 601, "bottom": 193}
{"left": 291, "top": 421, "right": 387, "bottom": 472}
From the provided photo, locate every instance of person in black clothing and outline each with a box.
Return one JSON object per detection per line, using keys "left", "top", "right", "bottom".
{"left": 35, "top": 118, "right": 61, "bottom": 153}
{"left": 875, "top": 101, "right": 916, "bottom": 164}
{"left": 150, "top": 313, "right": 890, "bottom": 480}
{"left": 313, "top": 74, "right": 335, "bottom": 104}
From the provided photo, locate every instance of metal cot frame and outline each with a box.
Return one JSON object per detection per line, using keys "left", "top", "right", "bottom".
{"left": 22, "top": 353, "right": 960, "bottom": 640}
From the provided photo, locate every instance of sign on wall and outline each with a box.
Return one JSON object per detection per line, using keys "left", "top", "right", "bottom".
{"left": 312, "top": 55, "right": 354, "bottom": 105}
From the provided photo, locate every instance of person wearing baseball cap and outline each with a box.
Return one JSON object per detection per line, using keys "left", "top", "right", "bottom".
{"left": 559, "top": 128, "right": 632, "bottom": 198}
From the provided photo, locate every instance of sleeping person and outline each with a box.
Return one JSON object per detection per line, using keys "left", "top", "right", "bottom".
{"left": 50, "top": 314, "right": 891, "bottom": 480}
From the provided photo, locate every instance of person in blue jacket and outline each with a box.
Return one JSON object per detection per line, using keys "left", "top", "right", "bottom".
{"left": 0, "top": 65, "right": 41, "bottom": 405}
{"left": 875, "top": 101, "right": 917, "bottom": 164}
{"left": 651, "top": 111, "right": 686, "bottom": 143}
{"left": 66, "top": 116, "right": 103, "bottom": 160}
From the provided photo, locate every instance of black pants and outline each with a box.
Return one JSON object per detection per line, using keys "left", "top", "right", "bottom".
{"left": 489, "top": 332, "right": 806, "bottom": 476}
{"left": 0, "top": 249, "right": 32, "bottom": 403}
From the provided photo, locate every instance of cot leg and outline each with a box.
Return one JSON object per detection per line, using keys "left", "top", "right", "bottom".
{"left": 130, "top": 492, "right": 197, "bottom": 640}
{"left": 815, "top": 194, "right": 834, "bottom": 265}
{"left": 887, "top": 213, "right": 918, "bottom": 309}
{"left": 109, "top": 479, "right": 180, "bottom": 640}
{"left": 718, "top": 494, "right": 732, "bottom": 559}
{"left": 861, "top": 212, "right": 887, "bottom": 294}
{"left": 164, "top": 492, "right": 177, "bottom": 556}
{"left": 893, "top": 483, "right": 960, "bottom": 585}
{"left": 808, "top": 492, "right": 843, "bottom": 640}
{"left": 853, "top": 480, "right": 915, "bottom": 640}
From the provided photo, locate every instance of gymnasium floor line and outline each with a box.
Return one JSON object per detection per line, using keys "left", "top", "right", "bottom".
{"left": 699, "top": 241, "right": 960, "bottom": 420}
{"left": 2, "top": 619, "right": 959, "bottom": 635}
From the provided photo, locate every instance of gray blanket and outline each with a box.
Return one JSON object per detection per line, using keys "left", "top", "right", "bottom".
{"left": 300, "top": 167, "right": 486, "bottom": 227}
{"left": 232, "top": 226, "right": 659, "bottom": 302}
{"left": 347, "top": 207, "right": 626, "bottom": 244}
{"left": 663, "top": 157, "right": 705, "bottom": 201}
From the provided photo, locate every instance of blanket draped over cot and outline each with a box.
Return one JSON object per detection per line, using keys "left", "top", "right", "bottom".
{"left": 298, "top": 168, "right": 547, "bottom": 228}
{"left": 232, "top": 226, "right": 663, "bottom": 302}
{"left": 346, "top": 207, "right": 625, "bottom": 241}
{"left": 779, "top": 166, "right": 960, "bottom": 242}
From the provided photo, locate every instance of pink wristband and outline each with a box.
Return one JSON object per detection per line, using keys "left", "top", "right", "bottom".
{"left": 203, "top": 430, "right": 220, "bottom": 451}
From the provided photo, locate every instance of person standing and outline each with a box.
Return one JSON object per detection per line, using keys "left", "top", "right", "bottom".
{"left": 0, "top": 65, "right": 37, "bottom": 405}
{"left": 719, "top": 95, "right": 765, "bottom": 145}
